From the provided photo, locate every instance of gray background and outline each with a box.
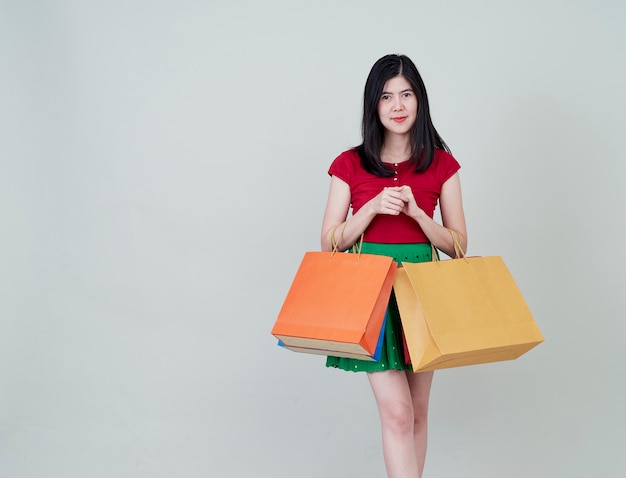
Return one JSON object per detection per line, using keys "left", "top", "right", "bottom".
{"left": 1, "top": 1, "right": 625, "bottom": 477}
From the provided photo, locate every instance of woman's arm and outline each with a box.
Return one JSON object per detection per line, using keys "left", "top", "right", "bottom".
{"left": 320, "top": 176, "right": 407, "bottom": 252}
{"left": 400, "top": 172, "right": 468, "bottom": 258}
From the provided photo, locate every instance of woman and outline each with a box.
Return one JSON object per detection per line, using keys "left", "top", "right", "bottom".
{"left": 320, "top": 54, "right": 467, "bottom": 478}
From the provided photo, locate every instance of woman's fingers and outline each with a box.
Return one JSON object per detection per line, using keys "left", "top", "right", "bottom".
{"left": 379, "top": 187, "right": 406, "bottom": 214}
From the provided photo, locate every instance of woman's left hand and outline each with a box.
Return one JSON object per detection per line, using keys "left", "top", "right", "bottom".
{"left": 399, "top": 185, "right": 424, "bottom": 220}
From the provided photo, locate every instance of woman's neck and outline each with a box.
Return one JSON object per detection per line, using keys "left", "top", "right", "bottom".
{"left": 381, "top": 134, "right": 411, "bottom": 163}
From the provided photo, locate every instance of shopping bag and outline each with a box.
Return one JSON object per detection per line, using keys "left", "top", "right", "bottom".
{"left": 272, "top": 242, "right": 396, "bottom": 358}
{"left": 277, "top": 311, "right": 388, "bottom": 361}
{"left": 394, "top": 234, "right": 544, "bottom": 372}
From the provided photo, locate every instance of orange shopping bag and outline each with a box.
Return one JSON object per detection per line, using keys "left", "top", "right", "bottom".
{"left": 272, "top": 243, "right": 397, "bottom": 360}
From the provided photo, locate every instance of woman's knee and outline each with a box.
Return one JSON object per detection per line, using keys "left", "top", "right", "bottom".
{"left": 380, "top": 401, "right": 414, "bottom": 435}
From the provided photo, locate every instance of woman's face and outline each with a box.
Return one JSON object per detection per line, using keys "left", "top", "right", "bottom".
{"left": 377, "top": 75, "right": 418, "bottom": 137}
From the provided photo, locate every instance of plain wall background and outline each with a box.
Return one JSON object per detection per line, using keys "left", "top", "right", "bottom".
{"left": 1, "top": 1, "right": 625, "bottom": 477}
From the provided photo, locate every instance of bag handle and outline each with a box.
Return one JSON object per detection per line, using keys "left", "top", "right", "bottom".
{"left": 330, "top": 221, "right": 364, "bottom": 258}
{"left": 431, "top": 228, "right": 466, "bottom": 262}
{"left": 449, "top": 229, "right": 465, "bottom": 259}
{"left": 350, "top": 234, "right": 365, "bottom": 257}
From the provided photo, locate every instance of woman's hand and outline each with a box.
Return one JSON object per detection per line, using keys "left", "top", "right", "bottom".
{"left": 393, "top": 174, "right": 467, "bottom": 258}
{"left": 368, "top": 186, "right": 406, "bottom": 216}
{"left": 398, "top": 185, "right": 425, "bottom": 220}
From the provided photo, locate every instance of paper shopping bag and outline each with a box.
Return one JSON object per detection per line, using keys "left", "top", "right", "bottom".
{"left": 394, "top": 255, "right": 544, "bottom": 372}
{"left": 277, "top": 311, "right": 387, "bottom": 361}
{"left": 272, "top": 251, "right": 396, "bottom": 358}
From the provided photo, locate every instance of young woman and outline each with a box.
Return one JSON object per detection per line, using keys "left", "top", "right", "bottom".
{"left": 320, "top": 54, "right": 467, "bottom": 478}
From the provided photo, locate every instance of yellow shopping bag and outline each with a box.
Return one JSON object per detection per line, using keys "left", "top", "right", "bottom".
{"left": 394, "top": 233, "right": 544, "bottom": 372}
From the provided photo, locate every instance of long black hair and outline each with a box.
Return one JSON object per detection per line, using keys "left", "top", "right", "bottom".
{"left": 356, "top": 54, "right": 450, "bottom": 177}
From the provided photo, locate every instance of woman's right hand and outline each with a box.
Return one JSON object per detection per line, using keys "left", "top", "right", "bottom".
{"left": 368, "top": 186, "right": 406, "bottom": 216}
{"left": 322, "top": 179, "right": 405, "bottom": 251}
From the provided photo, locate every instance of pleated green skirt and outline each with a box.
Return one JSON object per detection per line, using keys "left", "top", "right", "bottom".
{"left": 325, "top": 242, "right": 434, "bottom": 373}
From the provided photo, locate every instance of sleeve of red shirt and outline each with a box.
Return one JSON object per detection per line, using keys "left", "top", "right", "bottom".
{"left": 328, "top": 149, "right": 358, "bottom": 184}
{"left": 435, "top": 149, "right": 461, "bottom": 184}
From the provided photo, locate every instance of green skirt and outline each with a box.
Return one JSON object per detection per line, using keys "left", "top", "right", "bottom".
{"left": 326, "top": 242, "right": 434, "bottom": 373}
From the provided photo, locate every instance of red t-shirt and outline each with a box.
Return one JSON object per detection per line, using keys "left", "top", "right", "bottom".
{"left": 328, "top": 148, "right": 460, "bottom": 244}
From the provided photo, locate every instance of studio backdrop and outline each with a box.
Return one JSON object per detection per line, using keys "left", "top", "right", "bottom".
{"left": 1, "top": 1, "right": 625, "bottom": 477}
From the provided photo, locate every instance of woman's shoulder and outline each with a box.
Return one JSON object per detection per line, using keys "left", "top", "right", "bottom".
{"left": 430, "top": 148, "right": 461, "bottom": 182}
{"left": 329, "top": 148, "right": 361, "bottom": 175}
{"left": 432, "top": 148, "right": 460, "bottom": 168}
{"left": 333, "top": 147, "right": 361, "bottom": 164}
{"left": 330, "top": 148, "right": 361, "bottom": 169}
{"left": 433, "top": 148, "right": 457, "bottom": 163}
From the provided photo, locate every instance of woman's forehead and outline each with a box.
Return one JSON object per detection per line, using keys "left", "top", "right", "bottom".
{"left": 382, "top": 76, "right": 412, "bottom": 92}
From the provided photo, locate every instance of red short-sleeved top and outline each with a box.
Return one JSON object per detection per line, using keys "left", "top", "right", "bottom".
{"left": 328, "top": 148, "right": 460, "bottom": 244}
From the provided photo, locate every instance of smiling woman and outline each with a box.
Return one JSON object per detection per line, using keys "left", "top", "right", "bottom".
{"left": 319, "top": 54, "right": 467, "bottom": 478}
{"left": 377, "top": 76, "right": 418, "bottom": 138}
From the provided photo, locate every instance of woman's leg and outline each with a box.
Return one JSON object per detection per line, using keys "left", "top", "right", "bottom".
{"left": 407, "top": 370, "right": 434, "bottom": 477}
{"left": 368, "top": 370, "right": 419, "bottom": 478}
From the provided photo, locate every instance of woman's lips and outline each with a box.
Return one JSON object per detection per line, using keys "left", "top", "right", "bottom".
{"left": 392, "top": 117, "right": 407, "bottom": 123}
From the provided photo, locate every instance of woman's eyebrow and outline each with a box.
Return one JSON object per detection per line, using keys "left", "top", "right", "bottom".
{"left": 381, "top": 88, "right": 414, "bottom": 95}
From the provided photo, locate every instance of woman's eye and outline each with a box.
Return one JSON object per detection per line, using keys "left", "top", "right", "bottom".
{"left": 381, "top": 95, "right": 390, "bottom": 100}
{"left": 403, "top": 92, "right": 412, "bottom": 98}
